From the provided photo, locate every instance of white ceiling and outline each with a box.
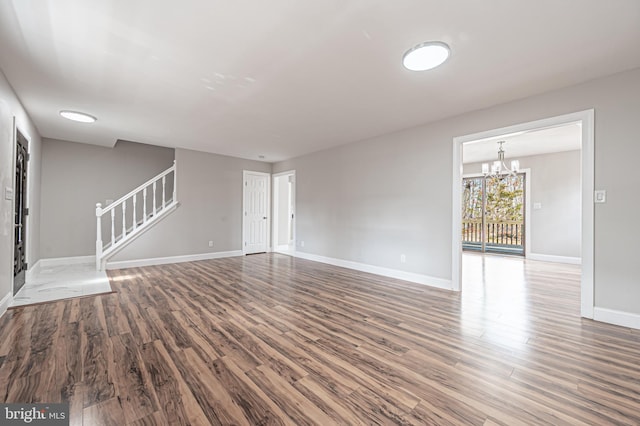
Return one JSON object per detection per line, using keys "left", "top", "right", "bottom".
{"left": 463, "top": 122, "right": 582, "bottom": 164}
{"left": 0, "top": 1, "right": 639, "bottom": 162}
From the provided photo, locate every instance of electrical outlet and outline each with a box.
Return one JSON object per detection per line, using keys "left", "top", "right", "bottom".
{"left": 400, "top": 254, "right": 406, "bottom": 263}
{"left": 208, "top": 241, "right": 214, "bottom": 247}
{"left": 594, "top": 190, "right": 606, "bottom": 203}
{"left": 300, "top": 240, "right": 305, "bottom": 247}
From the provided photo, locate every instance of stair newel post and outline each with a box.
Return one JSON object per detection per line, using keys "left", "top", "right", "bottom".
{"left": 153, "top": 181, "right": 157, "bottom": 216}
{"left": 132, "top": 194, "right": 137, "bottom": 230}
{"left": 143, "top": 187, "right": 147, "bottom": 224}
{"left": 173, "top": 160, "right": 177, "bottom": 203}
{"left": 111, "top": 209, "right": 115, "bottom": 244}
{"left": 96, "top": 203, "right": 102, "bottom": 271}
{"left": 162, "top": 176, "right": 166, "bottom": 209}
{"left": 122, "top": 202, "right": 127, "bottom": 238}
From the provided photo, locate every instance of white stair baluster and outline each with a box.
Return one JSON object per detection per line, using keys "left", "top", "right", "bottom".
{"left": 162, "top": 176, "right": 166, "bottom": 209}
{"left": 173, "top": 160, "right": 177, "bottom": 203}
{"left": 132, "top": 194, "right": 137, "bottom": 230}
{"left": 96, "top": 203, "right": 102, "bottom": 271}
{"left": 143, "top": 187, "right": 147, "bottom": 223}
{"left": 111, "top": 209, "right": 115, "bottom": 243}
{"left": 96, "top": 163, "right": 178, "bottom": 269}
{"left": 122, "top": 202, "right": 127, "bottom": 238}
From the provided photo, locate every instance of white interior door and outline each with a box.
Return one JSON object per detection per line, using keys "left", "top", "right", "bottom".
{"left": 243, "top": 171, "right": 270, "bottom": 254}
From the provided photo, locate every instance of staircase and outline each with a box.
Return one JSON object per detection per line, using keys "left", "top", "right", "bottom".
{"left": 95, "top": 161, "right": 178, "bottom": 270}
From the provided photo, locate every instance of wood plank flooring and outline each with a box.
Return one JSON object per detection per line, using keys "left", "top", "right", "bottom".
{"left": 1, "top": 253, "right": 639, "bottom": 425}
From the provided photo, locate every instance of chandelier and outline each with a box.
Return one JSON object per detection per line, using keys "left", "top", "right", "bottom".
{"left": 482, "top": 141, "right": 520, "bottom": 178}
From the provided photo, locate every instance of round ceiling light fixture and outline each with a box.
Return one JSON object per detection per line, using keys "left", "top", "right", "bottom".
{"left": 60, "top": 110, "right": 97, "bottom": 123}
{"left": 402, "top": 41, "right": 450, "bottom": 71}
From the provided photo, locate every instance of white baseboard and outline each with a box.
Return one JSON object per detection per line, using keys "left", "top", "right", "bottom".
{"left": 0, "top": 291, "right": 13, "bottom": 318}
{"left": 593, "top": 307, "right": 640, "bottom": 330}
{"left": 106, "top": 250, "right": 243, "bottom": 270}
{"left": 39, "top": 255, "right": 95, "bottom": 268}
{"left": 527, "top": 253, "right": 582, "bottom": 265}
{"left": 293, "top": 251, "right": 452, "bottom": 290}
{"left": 25, "top": 259, "right": 42, "bottom": 281}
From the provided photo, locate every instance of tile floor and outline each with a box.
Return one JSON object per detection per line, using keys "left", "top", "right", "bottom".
{"left": 11, "top": 263, "right": 113, "bottom": 307}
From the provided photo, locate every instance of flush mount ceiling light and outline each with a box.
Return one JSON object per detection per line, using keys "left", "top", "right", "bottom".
{"left": 60, "top": 110, "right": 97, "bottom": 123}
{"left": 402, "top": 41, "right": 450, "bottom": 71}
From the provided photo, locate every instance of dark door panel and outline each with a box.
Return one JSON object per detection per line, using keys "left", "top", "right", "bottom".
{"left": 14, "top": 130, "right": 28, "bottom": 294}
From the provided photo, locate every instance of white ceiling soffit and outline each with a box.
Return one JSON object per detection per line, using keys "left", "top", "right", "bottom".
{"left": 0, "top": 1, "right": 639, "bottom": 162}
{"left": 462, "top": 122, "right": 581, "bottom": 164}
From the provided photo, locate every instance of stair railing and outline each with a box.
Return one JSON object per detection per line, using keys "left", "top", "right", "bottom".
{"left": 96, "top": 160, "right": 177, "bottom": 270}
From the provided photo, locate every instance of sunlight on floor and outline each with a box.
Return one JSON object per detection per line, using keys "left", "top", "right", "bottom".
{"left": 461, "top": 253, "right": 532, "bottom": 352}
{"left": 108, "top": 273, "right": 142, "bottom": 282}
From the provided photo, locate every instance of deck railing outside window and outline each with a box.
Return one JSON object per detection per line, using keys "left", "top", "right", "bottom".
{"left": 462, "top": 220, "right": 524, "bottom": 246}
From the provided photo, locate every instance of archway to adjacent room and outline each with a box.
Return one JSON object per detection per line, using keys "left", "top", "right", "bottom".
{"left": 451, "top": 110, "right": 594, "bottom": 318}
{"left": 272, "top": 170, "right": 296, "bottom": 255}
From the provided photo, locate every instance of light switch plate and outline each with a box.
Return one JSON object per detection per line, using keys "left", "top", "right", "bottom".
{"left": 533, "top": 202, "right": 542, "bottom": 210}
{"left": 594, "top": 190, "right": 606, "bottom": 203}
{"left": 4, "top": 187, "right": 13, "bottom": 201}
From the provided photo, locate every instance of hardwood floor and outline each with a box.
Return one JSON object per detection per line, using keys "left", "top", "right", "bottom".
{"left": 1, "top": 253, "right": 639, "bottom": 425}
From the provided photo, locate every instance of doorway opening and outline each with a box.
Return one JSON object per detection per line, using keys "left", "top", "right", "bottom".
{"left": 13, "top": 128, "right": 29, "bottom": 295}
{"left": 452, "top": 110, "right": 594, "bottom": 318}
{"left": 272, "top": 171, "right": 295, "bottom": 255}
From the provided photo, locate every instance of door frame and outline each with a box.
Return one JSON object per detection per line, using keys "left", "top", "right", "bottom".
{"left": 462, "top": 169, "right": 531, "bottom": 256}
{"left": 242, "top": 170, "right": 271, "bottom": 255}
{"left": 272, "top": 170, "right": 296, "bottom": 253}
{"left": 12, "top": 120, "right": 32, "bottom": 294}
{"left": 452, "top": 109, "right": 595, "bottom": 319}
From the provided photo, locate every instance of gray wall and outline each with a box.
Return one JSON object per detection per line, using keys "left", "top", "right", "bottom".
{"left": 0, "top": 70, "right": 42, "bottom": 302}
{"left": 276, "top": 132, "right": 450, "bottom": 277}
{"left": 464, "top": 150, "right": 581, "bottom": 258}
{"left": 111, "top": 148, "right": 271, "bottom": 261}
{"left": 40, "top": 139, "right": 174, "bottom": 258}
{"left": 274, "top": 67, "right": 640, "bottom": 315}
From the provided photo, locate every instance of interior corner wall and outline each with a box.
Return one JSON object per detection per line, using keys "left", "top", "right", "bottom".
{"left": 40, "top": 139, "right": 175, "bottom": 258}
{"left": 109, "top": 148, "right": 271, "bottom": 262}
{"left": 464, "top": 150, "right": 581, "bottom": 259}
{"left": 274, "top": 67, "right": 640, "bottom": 316}
{"left": 0, "top": 70, "right": 42, "bottom": 302}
